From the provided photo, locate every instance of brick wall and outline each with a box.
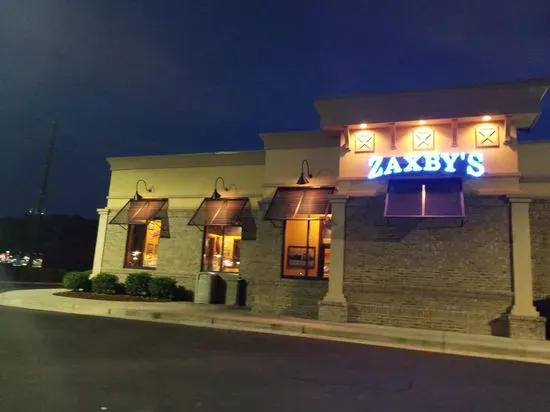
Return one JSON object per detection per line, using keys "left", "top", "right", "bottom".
{"left": 101, "top": 209, "right": 202, "bottom": 290}
{"left": 530, "top": 199, "right": 550, "bottom": 300}
{"left": 239, "top": 209, "right": 327, "bottom": 318}
{"left": 344, "top": 195, "right": 513, "bottom": 335}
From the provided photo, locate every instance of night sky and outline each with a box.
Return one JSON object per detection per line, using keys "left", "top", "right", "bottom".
{"left": 1, "top": 0, "right": 550, "bottom": 218}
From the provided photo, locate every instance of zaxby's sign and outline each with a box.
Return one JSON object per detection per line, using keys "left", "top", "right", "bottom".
{"left": 368, "top": 152, "right": 485, "bottom": 180}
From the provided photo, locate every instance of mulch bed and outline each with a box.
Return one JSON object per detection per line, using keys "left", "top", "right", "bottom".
{"left": 54, "top": 291, "right": 172, "bottom": 303}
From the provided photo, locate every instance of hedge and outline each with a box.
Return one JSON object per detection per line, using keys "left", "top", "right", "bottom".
{"left": 62, "top": 271, "right": 91, "bottom": 292}
{"left": 125, "top": 272, "right": 152, "bottom": 296}
{"left": 91, "top": 273, "right": 119, "bottom": 294}
{"left": 149, "top": 277, "right": 178, "bottom": 299}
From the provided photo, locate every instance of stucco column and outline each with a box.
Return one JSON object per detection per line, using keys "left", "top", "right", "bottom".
{"left": 92, "top": 208, "right": 109, "bottom": 276}
{"left": 508, "top": 197, "right": 545, "bottom": 339}
{"left": 318, "top": 195, "right": 349, "bottom": 322}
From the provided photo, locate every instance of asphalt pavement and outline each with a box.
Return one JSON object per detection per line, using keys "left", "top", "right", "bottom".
{"left": 1, "top": 307, "right": 550, "bottom": 411}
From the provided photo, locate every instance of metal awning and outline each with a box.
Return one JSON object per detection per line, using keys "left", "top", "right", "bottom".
{"left": 188, "top": 198, "right": 250, "bottom": 226}
{"left": 264, "top": 187, "right": 335, "bottom": 220}
{"left": 109, "top": 199, "right": 168, "bottom": 225}
{"left": 384, "top": 179, "right": 464, "bottom": 218}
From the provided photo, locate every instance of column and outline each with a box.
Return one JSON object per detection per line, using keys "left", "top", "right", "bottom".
{"left": 91, "top": 208, "right": 109, "bottom": 276}
{"left": 318, "top": 195, "right": 349, "bottom": 322}
{"left": 508, "top": 197, "right": 545, "bottom": 339}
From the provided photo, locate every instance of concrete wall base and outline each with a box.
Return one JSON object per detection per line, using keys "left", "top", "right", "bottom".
{"left": 318, "top": 300, "right": 349, "bottom": 323}
{"left": 508, "top": 314, "right": 546, "bottom": 340}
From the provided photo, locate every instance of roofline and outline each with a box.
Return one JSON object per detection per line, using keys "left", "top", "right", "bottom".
{"left": 106, "top": 149, "right": 265, "bottom": 164}
{"left": 107, "top": 150, "right": 266, "bottom": 171}
{"left": 315, "top": 77, "right": 550, "bottom": 102}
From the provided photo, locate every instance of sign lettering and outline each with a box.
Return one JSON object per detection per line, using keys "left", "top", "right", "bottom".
{"left": 368, "top": 152, "right": 485, "bottom": 179}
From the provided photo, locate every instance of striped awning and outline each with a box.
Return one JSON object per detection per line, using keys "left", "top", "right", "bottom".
{"left": 264, "top": 187, "right": 335, "bottom": 220}
{"left": 109, "top": 199, "right": 168, "bottom": 225}
{"left": 188, "top": 198, "right": 250, "bottom": 226}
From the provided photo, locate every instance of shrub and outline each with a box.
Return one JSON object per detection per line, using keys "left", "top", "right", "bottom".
{"left": 148, "top": 277, "right": 178, "bottom": 299}
{"left": 125, "top": 272, "right": 152, "bottom": 296}
{"left": 91, "top": 273, "right": 119, "bottom": 294}
{"left": 63, "top": 271, "right": 91, "bottom": 292}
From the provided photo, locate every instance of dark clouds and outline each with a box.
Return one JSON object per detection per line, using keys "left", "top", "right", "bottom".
{"left": 0, "top": 0, "right": 549, "bottom": 217}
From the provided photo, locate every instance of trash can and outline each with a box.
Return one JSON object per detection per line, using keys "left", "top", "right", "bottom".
{"left": 220, "top": 273, "right": 246, "bottom": 306}
{"left": 194, "top": 272, "right": 218, "bottom": 304}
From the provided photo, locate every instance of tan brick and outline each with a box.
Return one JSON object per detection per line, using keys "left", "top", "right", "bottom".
{"left": 343, "top": 195, "right": 513, "bottom": 335}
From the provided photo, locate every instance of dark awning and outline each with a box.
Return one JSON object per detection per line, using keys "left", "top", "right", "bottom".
{"left": 109, "top": 199, "right": 168, "bottom": 225}
{"left": 384, "top": 179, "right": 464, "bottom": 218}
{"left": 188, "top": 198, "right": 250, "bottom": 226}
{"left": 264, "top": 187, "right": 335, "bottom": 220}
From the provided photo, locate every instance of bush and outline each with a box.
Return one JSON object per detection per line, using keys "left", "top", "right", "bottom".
{"left": 125, "top": 272, "right": 152, "bottom": 296}
{"left": 91, "top": 273, "right": 119, "bottom": 294}
{"left": 148, "top": 277, "right": 178, "bottom": 299}
{"left": 63, "top": 271, "right": 91, "bottom": 292}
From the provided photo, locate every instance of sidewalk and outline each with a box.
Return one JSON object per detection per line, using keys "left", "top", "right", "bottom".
{"left": 2, "top": 288, "right": 550, "bottom": 365}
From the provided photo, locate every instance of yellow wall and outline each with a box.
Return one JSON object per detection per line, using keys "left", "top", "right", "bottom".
{"left": 340, "top": 121, "right": 516, "bottom": 177}
{"left": 519, "top": 141, "right": 550, "bottom": 197}
{"left": 263, "top": 147, "right": 339, "bottom": 198}
{"left": 339, "top": 120, "right": 521, "bottom": 195}
{"left": 107, "top": 164, "right": 264, "bottom": 210}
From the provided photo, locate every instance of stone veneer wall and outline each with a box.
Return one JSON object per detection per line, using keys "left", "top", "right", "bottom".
{"left": 239, "top": 209, "right": 327, "bottom": 318}
{"left": 530, "top": 199, "right": 550, "bottom": 300}
{"left": 344, "top": 195, "right": 513, "bottom": 336}
{"left": 101, "top": 209, "right": 203, "bottom": 290}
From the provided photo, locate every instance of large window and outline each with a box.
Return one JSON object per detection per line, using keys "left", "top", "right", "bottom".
{"left": 124, "top": 219, "right": 162, "bottom": 269}
{"left": 202, "top": 226, "right": 242, "bottom": 273}
{"left": 282, "top": 218, "right": 331, "bottom": 279}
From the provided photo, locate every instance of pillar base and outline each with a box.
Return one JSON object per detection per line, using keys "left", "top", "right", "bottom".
{"left": 508, "top": 314, "right": 546, "bottom": 340}
{"left": 318, "top": 300, "right": 349, "bottom": 323}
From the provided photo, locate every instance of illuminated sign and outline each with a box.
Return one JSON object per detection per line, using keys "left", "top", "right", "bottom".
{"left": 368, "top": 152, "right": 485, "bottom": 180}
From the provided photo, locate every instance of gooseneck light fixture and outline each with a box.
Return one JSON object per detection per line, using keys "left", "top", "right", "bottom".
{"left": 296, "top": 160, "right": 313, "bottom": 185}
{"left": 211, "top": 176, "right": 229, "bottom": 199}
{"left": 133, "top": 179, "right": 152, "bottom": 200}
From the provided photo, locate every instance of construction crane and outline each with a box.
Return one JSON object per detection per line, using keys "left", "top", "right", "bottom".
{"left": 33, "top": 120, "right": 57, "bottom": 216}
{"left": 23, "top": 120, "right": 58, "bottom": 267}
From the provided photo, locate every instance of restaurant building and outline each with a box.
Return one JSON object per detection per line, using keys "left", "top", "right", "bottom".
{"left": 92, "top": 80, "right": 550, "bottom": 340}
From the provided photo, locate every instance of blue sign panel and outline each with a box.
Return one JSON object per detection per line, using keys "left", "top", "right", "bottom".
{"left": 367, "top": 152, "right": 485, "bottom": 180}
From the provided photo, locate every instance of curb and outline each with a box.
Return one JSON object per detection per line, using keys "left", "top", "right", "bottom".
{"left": 1, "top": 295, "right": 550, "bottom": 365}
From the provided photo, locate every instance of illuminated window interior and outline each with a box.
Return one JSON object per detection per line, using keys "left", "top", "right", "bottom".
{"left": 282, "top": 218, "right": 331, "bottom": 278}
{"left": 202, "top": 226, "right": 242, "bottom": 273}
{"left": 124, "top": 219, "right": 162, "bottom": 269}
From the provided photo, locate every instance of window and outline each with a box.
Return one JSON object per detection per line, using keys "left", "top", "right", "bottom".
{"left": 282, "top": 218, "right": 331, "bottom": 279}
{"left": 124, "top": 219, "right": 162, "bottom": 269}
{"left": 384, "top": 178, "right": 464, "bottom": 218}
{"left": 202, "top": 226, "right": 242, "bottom": 273}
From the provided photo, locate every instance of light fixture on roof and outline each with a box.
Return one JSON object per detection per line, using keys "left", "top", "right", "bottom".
{"left": 359, "top": 123, "right": 368, "bottom": 129}
{"left": 211, "top": 176, "right": 229, "bottom": 199}
{"left": 133, "top": 179, "right": 152, "bottom": 201}
{"left": 296, "top": 160, "right": 313, "bottom": 185}
{"left": 482, "top": 115, "right": 492, "bottom": 121}
{"left": 418, "top": 119, "right": 427, "bottom": 125}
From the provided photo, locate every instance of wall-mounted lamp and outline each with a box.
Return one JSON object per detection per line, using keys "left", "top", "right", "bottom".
{"left": 211, "top": 176, "right": 229, "bottom": 199}
{"left": 418, "top": 119, "right": 427, "bottom": 126}
{"left": 133, "top": 179, "right": 152, "bottom": 200}
{"left": 482, "top": 115, "right": 492, "bottom": 122}
{"left": 359, "top": 123, "right": 368, "bottom": 129}
{"left": 296, "top": 160, "right": 313, "bottom": 185}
